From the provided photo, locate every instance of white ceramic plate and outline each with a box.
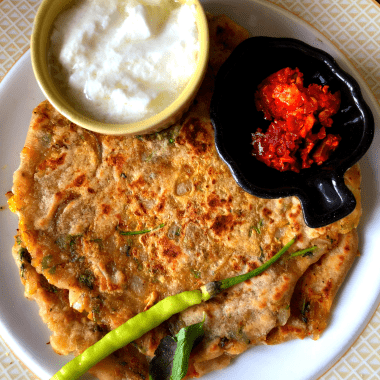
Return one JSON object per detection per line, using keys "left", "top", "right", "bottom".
{"left": 1, "top": 1, "right": 379, "bottom": 379}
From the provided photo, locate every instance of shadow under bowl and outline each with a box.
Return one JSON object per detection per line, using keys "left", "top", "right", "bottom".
{"left": 210, "top": 37, "right": 374, "bottom": 228}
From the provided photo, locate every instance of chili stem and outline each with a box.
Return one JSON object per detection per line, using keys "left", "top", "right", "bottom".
{"left": 200, "top": 237, "right": 295, "bottom": 300}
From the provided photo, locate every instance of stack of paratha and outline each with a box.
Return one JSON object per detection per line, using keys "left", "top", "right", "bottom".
{"left": 9, "top": 14, "right": 361, "bottom": 380}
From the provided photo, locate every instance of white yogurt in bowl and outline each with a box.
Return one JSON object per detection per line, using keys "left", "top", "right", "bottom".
{"left": 48, "top": 0, "right": 200, "bottom": 124}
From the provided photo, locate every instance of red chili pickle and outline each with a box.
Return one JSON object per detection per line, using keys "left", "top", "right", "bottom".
{"left": 252, "top": 67, "right": 341, "bottom": 172}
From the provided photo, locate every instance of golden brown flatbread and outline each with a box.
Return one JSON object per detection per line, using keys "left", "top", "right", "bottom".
{"left": 9, "top": 14, "right": 361, "bottom": 380}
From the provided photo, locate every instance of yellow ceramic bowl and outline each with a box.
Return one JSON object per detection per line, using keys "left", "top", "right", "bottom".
{"left": 31, "top": 0, "right": 209, "bottom": 136}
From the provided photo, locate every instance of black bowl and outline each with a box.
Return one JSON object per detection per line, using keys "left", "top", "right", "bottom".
{"left": 210, "top": 37, "right": 374, "bottom": 228}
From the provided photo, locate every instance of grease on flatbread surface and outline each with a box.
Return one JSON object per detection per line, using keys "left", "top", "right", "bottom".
{"left": 10, "top": 14, "right": 361, "bottom": 380}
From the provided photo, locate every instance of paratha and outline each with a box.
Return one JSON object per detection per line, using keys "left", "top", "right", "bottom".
{"left": 9, "top": 14, "right": 361, "bottom": 380}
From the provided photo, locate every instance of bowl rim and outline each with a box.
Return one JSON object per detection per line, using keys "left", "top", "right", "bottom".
{"left": 31, "top": 0, "right": 210, "bottom": 136}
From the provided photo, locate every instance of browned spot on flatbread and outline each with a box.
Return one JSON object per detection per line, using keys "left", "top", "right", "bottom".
{"left": 335, "top": 255, "right": 345, "bottom": 270}
{"left": 177, "top": 209, "right": 185, "bottom": 219}
{"left": 211, "top": 214, "right": 236, "bottom": 235}
{"left": 38, "top": 153, "right": 67, "bottom": 171}
{"left": 322, "top": 280, "right": 332, "bottom": 298}
{"left": 159, "top": 237, "right": 183, "bottom": 262}
{"left": 208, "top": 194, "right": 227, "bottom": 208}
{"left": 293, "top": 222, "right": 301, "bottom": 232}
{"left": 101, "top": 204, "right": 111, "bottom": 215}
{"left": 289, "top": 205, "right": 302, "bottom": 219}
{"left": 55, "top": 191, "right": 64, "bottom": 201}
{"left": 151, "top": 263, "right": 166, "bottom": 275}
{"left": 232, "top": 255, "right": 247, "bottom": 272}
{"left": 273, "top": 278, "right": 291, "bottom": 301}
{"left": 247, "top": 261, "right": 259, "bottom": 271}
{"left": 262, "top": 208, "right": 272, "bottom": 217}
{"left": 156, "top": 196, "right": 166, "bottom": 212}
{"left": 130, "top": 176, "right": 146, "bottom": 189}
{"left": 32, "top": 112, "right": 49, "bottom": 128}
{"left": 72, "top": 174, "right": 86, "bottom": 187}
{"left": 106, "top": 153, "right": 126, "bottom": 169}
{"left": 177, "top": 117, "right": 212, "bottom": 155}
{"left": 182, "top": 164, "right": 195, "bottom": 176}
{"left": 137, "top": 201, "right": 147, "bottom": 215}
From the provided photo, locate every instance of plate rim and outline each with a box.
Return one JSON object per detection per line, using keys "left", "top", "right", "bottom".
{"left": 0, "top": 1, "right": 379, "bottom": 380}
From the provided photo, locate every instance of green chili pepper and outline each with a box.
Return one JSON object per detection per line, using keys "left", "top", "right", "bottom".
{"left": 51, "top": 291, "right": 203, "bottom": 380}
{"left": 51, "top": 237, "right": 296, "bottom": 380}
